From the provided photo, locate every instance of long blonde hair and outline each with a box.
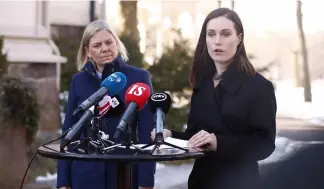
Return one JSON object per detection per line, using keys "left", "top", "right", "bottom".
{"left": 77, "top": 20, "right": 129, "bottom": 71}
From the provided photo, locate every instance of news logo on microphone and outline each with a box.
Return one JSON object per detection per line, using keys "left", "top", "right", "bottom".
{"left": 107, "top": 72, "right": 123, "bottom": 83}
{"left": 113, "top": 82, "right": 151, "bottom": 140}
{"left": 98, "top": 95, "right": 121, "bottom": 117}
{"left": 148, "top": 92, "right": 172, "bottom": 114}
{"left": 151, "top": 93, "right": 167, "bottom": 101}
{"left": 125, "top": 83, "right": 151, "bottom": 110}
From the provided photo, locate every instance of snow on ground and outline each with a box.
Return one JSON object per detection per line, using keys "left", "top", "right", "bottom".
{"left": 275, "top": 79, "right": 324, "bottom": 126}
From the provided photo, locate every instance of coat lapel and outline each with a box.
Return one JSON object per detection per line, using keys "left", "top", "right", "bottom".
{"left": 193, "top": 74, "right": 226, "bottom": 133}
{"left": 192, "top": 59, "right": 247, "bottom": 133}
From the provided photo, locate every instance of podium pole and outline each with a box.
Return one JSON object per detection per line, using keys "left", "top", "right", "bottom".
{"left": 116, "top": 129, "right": 132, "bottom": 189}
{"left": 117, "top": 162, "right": 131, "bottom": 189}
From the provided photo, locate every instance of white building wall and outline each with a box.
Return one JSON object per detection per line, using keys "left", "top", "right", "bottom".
{"left": 49, "top": 1, "right": 90, "bottom": 26}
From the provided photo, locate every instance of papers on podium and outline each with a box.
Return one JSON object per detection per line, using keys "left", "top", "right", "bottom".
{"left": 118, "top": 137, "right": 189, "bottom": 150}
{"left": 163, "top": 137, "right": 188, "bottom": 149}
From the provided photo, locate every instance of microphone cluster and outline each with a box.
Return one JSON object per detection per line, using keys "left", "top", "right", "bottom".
{"left": 60, "top": 72, "right": 172, "bottom": 153}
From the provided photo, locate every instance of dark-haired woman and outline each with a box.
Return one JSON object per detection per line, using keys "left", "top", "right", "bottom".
{"left": 151, "top": 8, "right": 276, "bottom": 189}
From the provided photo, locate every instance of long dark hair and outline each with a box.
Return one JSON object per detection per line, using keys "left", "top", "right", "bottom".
{"left": 189, "top": 8, "right": 255, "bottom": 87}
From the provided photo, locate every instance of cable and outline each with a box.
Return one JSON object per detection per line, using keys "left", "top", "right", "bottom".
{"left": 19, "top": 136, "right": 63, "bottom": 189}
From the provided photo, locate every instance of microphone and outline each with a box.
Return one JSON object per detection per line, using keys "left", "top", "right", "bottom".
{"left": 99, "top": 95, "right": 126, "bottom": 118}
{"left": 97, "top": 95, "right": 121, "bottom": 115}
{"left": 60, "top": 106, "right": 96, "bottom": 150}
{"left": 148, "top": 92, "right": 172, "bottom": 144}
{"left": 113, "top": 83, "right": 151, "bottom": 141}
{"left": 98, "top": 95, "right": 112, "bottom": 116}
{"left": 73, "top": 72, "right": 127, "bottom": 116}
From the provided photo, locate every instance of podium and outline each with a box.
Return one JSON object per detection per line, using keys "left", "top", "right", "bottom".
{"left": 37, "top": 142, "right": 204, "bottom": 189}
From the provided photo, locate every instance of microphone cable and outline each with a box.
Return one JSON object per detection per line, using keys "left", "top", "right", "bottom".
{"left": 19, "top": 134, "right": 66, "bottom": 189}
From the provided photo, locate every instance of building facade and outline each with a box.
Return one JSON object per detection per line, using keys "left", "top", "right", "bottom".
{"left": 0, "top": 0, "right": 106, "bottom": 136}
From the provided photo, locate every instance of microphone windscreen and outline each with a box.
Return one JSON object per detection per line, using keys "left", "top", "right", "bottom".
{"left": 125, "top": 83, "right": 151, "bottom": 110}
{"left": 148, "top": 92, "right": 172, "bottom": 114}
{"left": 100, "top": 72, "right": 127, "bottom": 96}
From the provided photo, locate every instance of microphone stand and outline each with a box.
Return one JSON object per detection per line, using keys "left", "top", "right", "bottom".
{"left": 71, "top": 105, "right": 114, "bottom": 154}
{"left": 140, "top": 131, "right": 188, "bottom": 155}
{"left": 104, "top": 114, "right": 143, "bottom": 153}
{"left": 140, "top": 111, "right": 189, "bottom": 155}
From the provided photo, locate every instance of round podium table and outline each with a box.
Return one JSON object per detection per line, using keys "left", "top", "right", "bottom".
{"left": 37, "top": 144, "right": 204, "bottom": 189}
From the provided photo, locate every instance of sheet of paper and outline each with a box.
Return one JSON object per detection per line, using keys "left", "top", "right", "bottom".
{"left": 164, "top": 137, "right": 188, "bottom": 148}
{"left": 117, "top": 137, "right": 189, "bottom": 150}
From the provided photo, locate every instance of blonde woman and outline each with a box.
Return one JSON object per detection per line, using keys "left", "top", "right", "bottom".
{"left": 57, "top": 20, "right": 155, "bottom": 189}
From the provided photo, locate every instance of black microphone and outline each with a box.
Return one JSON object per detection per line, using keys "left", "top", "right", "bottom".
{"left": 148, "top": 92, "right": 172, "bottom": 144}
{"left": 60, "top": 106, "right": 95, "bottom": 150}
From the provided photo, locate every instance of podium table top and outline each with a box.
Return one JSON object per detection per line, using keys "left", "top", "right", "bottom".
{"left": 37, "top": 144, "right": 205, "bottom": 163}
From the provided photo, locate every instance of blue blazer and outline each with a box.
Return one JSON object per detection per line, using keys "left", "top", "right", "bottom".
{"left": 57, "top": 56, "right": 156, "bottom": 189}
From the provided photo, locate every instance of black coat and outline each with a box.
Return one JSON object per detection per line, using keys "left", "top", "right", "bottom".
{"left": 172, "top": 61, "right": 277, "bottom": 189}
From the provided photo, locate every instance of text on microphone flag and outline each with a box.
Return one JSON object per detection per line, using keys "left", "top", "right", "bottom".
{"left": 98, "top": 95, "right": 120, "bottom": 116}
{"left": 125, "top": 82, "right": 151, "bottom": 110}
{"left": 98, "top": 95, "right": 111, "bottom": 116}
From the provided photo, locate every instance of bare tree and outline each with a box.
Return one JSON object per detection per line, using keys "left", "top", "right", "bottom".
{"left": 231, "top": 0, "right": 235, "bottom": 10}
{"left": 296, "top": 0, "right": 312, "bottom": 102}
{"left": 217, "top": 0, "right": 222, "bottom": 8}
{"left": 120, "top": 1, "right": 140, "bottom": 44}
{"left": 292, "top": 50, "right": 303, "bottom": 87}
{"left": 216, "top": 0, "right": 234, "bottom": 10}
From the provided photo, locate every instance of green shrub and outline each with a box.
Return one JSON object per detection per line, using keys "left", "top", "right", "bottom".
{"left": 0, "top": 77, "right": 40, "bottom": 144}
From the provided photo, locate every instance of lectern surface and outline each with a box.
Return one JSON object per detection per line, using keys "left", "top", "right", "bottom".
{"left": 37, "top": 144, "right": 204, "bottom": 163}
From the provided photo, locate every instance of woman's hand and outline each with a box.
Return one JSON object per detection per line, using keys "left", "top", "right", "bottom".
{"left": 188, "top": 130, "right": 217, "bottom": 151}
{"left": 151, "top": 128, "right": 171, "bottom": 141}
